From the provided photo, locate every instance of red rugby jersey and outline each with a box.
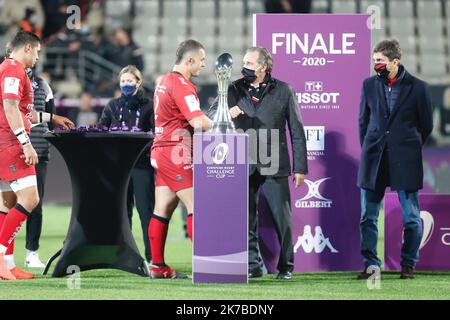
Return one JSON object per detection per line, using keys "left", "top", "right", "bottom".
{"left": 153, "top": 72, "right": 203, "bottom": 148}
{"left": 0, "top": 58, "right": 33, "bottom": 149}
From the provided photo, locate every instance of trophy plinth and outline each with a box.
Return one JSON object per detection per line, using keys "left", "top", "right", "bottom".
{"left": 212, "top": 53, "right": 236, "bottom": 133}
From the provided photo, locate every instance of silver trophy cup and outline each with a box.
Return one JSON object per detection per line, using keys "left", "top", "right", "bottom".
{"left": 212, "top": 53, "right": 236, "bottom": 133}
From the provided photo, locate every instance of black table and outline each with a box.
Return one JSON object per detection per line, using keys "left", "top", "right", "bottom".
{"left": 43, "top": 131, "right": 153, "bottom": 277}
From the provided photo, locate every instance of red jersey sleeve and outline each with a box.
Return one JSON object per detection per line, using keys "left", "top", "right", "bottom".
{"left": 170, "top": 75, "right": 204, "bottom": 121}
{"left": 1, "top": 63, "right": 25, "bottom": 103}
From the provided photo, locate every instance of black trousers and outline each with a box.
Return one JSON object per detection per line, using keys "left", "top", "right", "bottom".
{"left": 26, "top": 161, "right": 47, "bottom": 251}
{"left": 249, "top": 171, "right": 294, "bottom": 273}
{"left": 127, "top": 167, "right": 155, "bottom": 262}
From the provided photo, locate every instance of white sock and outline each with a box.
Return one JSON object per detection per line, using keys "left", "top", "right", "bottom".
{"left": 0, "top": 244, "right": 7, "bottom": 255}
{"left": 27, "top": 250, "right": 38, "bottom": 257}
{"left": 4, "top": 254, "right": 15, "bottom": 270}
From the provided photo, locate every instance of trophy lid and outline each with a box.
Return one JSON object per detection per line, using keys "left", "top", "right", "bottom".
{"left": 215, "top": 53, "right": 233, "bottom": 72}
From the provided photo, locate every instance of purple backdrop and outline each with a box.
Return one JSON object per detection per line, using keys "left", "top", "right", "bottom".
{"left": 193, "top": 133, "right": 249, "bottom": 283}
{"left": 385, "top": 194, "right": 450, "bottom": 270}
{"left": 255, "top": 14, "right": 371, "bottom": 272}
{"left": 422, "top": 146, "right": 450, "bottom": 193}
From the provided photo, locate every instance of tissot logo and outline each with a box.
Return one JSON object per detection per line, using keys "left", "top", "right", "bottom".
{"left": 295, "top": 177, "right": 332, "bottom": 208}
{"left": 212, "top": 143, "right": 229, "bottom": 165}
{"left": 305, "top": 81, "right": 323, "bottom": 92}
{"left": 304, "top": 126, "right": 325, "bottom": 151}
{"left": 297, "top": 81, "right": 340, "bottom": 104}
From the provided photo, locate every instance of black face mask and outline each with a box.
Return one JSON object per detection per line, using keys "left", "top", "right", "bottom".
{"left": 374, "top": 63, "right": 390, "bottom": 80}
{"left": 241, "top": 67, "right": 257, "bottom": 83}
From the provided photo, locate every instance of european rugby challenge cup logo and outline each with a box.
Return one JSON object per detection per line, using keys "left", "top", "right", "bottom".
{"left": 212, "top": 143, "right": 229, "bottom": 165}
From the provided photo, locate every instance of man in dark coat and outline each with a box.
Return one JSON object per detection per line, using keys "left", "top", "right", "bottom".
{"left": 209, "top": 47, "right": 308, "bottom": 280}
{"left": 357, "top": 40, "right": 433, "bottom": 280}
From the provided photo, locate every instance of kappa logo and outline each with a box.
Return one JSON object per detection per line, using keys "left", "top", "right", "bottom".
{"left": 294, "top": 225, "right": 338, "bottom": 254}
{"left": 212, "top": 143, "right": 229, "bottom": 165}
{"left": 295, "top": 177, "right": 332, "bottom": 208}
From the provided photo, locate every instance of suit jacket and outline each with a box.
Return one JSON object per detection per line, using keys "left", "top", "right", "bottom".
{"left": 208, "top": 76, "right": 308, "bottom": 177}
{"left": 358, "top": 69, "right": 433, "bottom": 191}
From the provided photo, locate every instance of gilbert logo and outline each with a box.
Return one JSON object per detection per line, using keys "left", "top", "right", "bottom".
{"left": 419, "top": 211, "right": 434, "bottom": 250}
{"left": 295, "top": 177, "right": 332, "bottom": 208}
{"left": 212, "top": 143, "right": 229, "bottom": 165}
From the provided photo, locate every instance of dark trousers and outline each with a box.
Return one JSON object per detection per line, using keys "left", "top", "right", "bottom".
{"left": 26, "top": 161, "right": 47, "bottom": 251}
{"left": 127, "top": 167, "right": 155, "bottom": 262}
{"left": 249, "top": 171, "right": 294, "bottom": 273}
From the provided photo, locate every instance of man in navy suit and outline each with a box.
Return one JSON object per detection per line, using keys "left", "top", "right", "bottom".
{"left": 357, "top": 40, "right": 433, "bottom": 280}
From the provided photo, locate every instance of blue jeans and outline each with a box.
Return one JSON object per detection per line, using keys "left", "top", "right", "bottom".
{"left": 360, "top": 188, "right": 422, "bottom": 269}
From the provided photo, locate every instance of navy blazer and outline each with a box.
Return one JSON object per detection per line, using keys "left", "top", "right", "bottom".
{"left": 357, "top": 69, "right": 433, "bottom": 191}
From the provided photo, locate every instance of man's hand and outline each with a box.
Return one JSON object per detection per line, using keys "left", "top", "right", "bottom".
{"left": 230, "top": 105, "right": 244, "bottom": 119}
{"left": 293, "top": 173, "right": 305, "bottom": 188}
{"left": 52, "top": 115, "right": 75, "bottom": 130}
{"left": 22, "top": 144, "right": 38, "bottom": 166}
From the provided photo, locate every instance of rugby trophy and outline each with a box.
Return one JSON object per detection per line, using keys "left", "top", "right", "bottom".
{"left": 192, "top": 53, "right": 248, "bottom": 284}
{"left": 212, "top": 53, "right": 236, "bottom": 133}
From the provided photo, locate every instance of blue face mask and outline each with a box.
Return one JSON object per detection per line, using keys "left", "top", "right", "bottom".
{"left": 80, "top": 25, "right": 90, "bottom": 35}
{"left": 120, "top": 84, "right": 136, "bottom": 96}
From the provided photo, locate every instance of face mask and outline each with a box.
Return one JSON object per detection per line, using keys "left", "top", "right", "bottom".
{"left": 80, "top": 25, "right": 90, "bottom": 35}
{"left": 241, "top": 66, "right": 259, "bottom": 83}
{"left": 374, "top": 63, "right": 390, "bottom": 80}
{"left": 120, "top": 84, "right": 137, "bottom": 96}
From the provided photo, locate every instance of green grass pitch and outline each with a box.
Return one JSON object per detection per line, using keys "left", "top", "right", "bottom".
{"left": 0, "top": 205, "right": 449, "bottom": 300}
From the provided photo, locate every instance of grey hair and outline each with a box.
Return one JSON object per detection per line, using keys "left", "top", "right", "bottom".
{"left": 246, "top": 46, "right": 273, "bottom": 73}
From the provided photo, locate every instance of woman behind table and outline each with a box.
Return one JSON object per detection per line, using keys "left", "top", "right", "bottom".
{"left": 99, "top": 65, "right": 154, "bottom": 263}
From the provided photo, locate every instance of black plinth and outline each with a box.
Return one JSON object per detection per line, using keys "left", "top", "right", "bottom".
{"left": 44, "top": 131, "right": 153, "bottom": 277}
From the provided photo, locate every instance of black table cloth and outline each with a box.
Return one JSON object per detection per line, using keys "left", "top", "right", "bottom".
{"left": 43, "top": 131, "right": 153, "bottom": 277}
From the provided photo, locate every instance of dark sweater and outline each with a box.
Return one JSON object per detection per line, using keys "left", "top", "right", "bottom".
{"left": 30, "top": 76, "right": 55, "bottom": 162}
{"left": 99, "top": 90, "right": 154, "bottom": 169}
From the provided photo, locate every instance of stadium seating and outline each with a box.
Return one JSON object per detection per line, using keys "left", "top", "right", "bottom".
{"left": 112, "top": 0, "right": 447, "bottom": 83}
{"left": 1, "top": 0, "right": 446, "bottom": 85}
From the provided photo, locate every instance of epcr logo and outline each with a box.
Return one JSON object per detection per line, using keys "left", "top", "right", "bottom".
{"left": 419, "top": 211, "right": 434, "bottom": 250}
{"left": 212, "top": 143, "right": 229, "bottom": 165}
